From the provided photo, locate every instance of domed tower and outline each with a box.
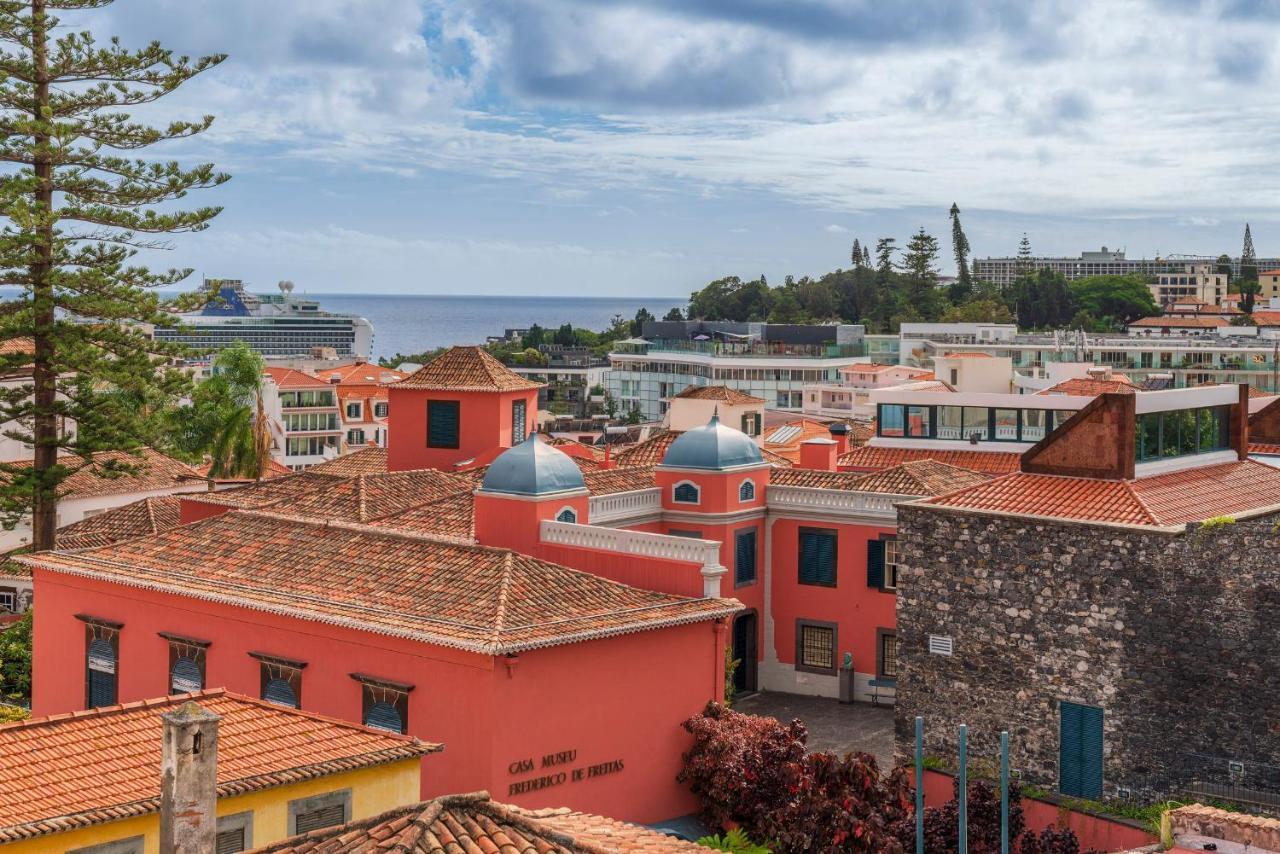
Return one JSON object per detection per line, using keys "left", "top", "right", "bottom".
{"left": 657, "top": 412, "right": 770, "bottom": 693}
{"left": 473, "top": 435, "right": 589, "bottom": 553}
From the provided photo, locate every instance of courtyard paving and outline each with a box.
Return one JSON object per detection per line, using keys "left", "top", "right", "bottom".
{"left": 734, "top": 692, "right": 896, "bottom": 769}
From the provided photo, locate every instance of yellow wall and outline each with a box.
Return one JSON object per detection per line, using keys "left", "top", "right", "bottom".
{"left": 2, "top": 759, "right": 421, "bottom": 853}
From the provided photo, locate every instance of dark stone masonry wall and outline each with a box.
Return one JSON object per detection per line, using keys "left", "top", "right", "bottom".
{"left": 894, "top": 504, "right": 1280, "bottom": 800}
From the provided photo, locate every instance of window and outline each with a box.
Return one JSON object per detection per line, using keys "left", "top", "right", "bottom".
{"left": 738, "top": 480, "right": 756, "bottom": 502}
{"left": 740, "top": 412, "right": 761, "bottom": 436}
{"left": 906, "top": 405, "right": 932, "bottom": 438}
{"left": 345, "top": 402, "right": 361, "bottom": 419}
{"left": 426, "top": 400, "right": 461, "bottom": 449}
{"left": 877, "top": 630, "right": 899, "bottom": 679}
{"left": 1059, "top": 702, "right": 1104, "bottom": 799}
{"left": 878, "top": 404, "right": 905, "bottom": 437}
{"left": 80, "top": 616, "right": 121, "bottom": 709}
{"left": 867, "top": 536, "right": 898, "bottom": 590}
{"left": 288, "top": 790, "right": 351, "bottom": 836}
{"left": 993, "top": 408, "right": 1019, "bottom": 441}
{"left": 949, "top": 368, "right": 958, "bottom": 385}
{"left": 673, "top": 481, "right": 700, "bottom": 504}
{"left": 1135, "top": 406, "right": 1230, "bottom": 462}
{"left": 347, "top": 429, "right": 365, "bottom": 446}
{"left": 216, "top": 812, "right": 254, "bottom": 854}
{"left": 252, "top": 652, "right": 305, "bottom": 708}
{"left": 374, "top": 401, "right": 389, "bottom": 418}
{"left": 796, "top": 620, "right": 837, "bottom": 675}
{"left": 735, "top": 529, "right": 757, "bottom": 586}
{"left": 798, "top": 528, "right": 837, "bottom": 586}
{"left": 555, "top": 507, "right": 578, "bottom": 523}
{"left": 512, "top": 399, "right": 527, "bottom": 442}
{"left": 352, "top": 674, "right": 412, "bottom": 734}
{"left": 161, "top": 632, "right": 209, "bottom": 695}
{"left": 0, "top": 587, "right": 15, "bottom": 612}
{"left": 668, "top": 529, "right": 702, "bottom": 538}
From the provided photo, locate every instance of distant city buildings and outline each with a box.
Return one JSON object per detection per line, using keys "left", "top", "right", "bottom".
{"left": 973, "top": 247, "right": 1280, "bottom": 288}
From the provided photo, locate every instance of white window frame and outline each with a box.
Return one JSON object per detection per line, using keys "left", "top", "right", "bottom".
{"left": 554, "top": 506, "right": 578, "bottom": 523}
{"left": 672, "top": 480, "right": 701, "bottom": 505}
{"left": 883, "top": 537, "right": 899, "bottom": 590}
{"left": 345, "top": 401, "right": 362, "bottom": 420}
{"left": 738, "top": 478, "right": 756, "bottom": 503}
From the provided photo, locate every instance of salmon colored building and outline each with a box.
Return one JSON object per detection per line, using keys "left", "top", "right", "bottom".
{"left": 24, "top": 348, "right": 1009, "bottom": 826}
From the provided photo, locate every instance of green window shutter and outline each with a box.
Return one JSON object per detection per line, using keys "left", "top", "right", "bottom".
{"left": 674, "top": 482, "right": 699, "bottom": 503}
{"left": 867, "top": 539, "right": 885, "bottom": 589}
{"left": 799, "top": 530, "right": 836, "bottom": 585}
{"left": 1059, "top": 702, "right": 1104, "bottom": 798}
{"left": 512, "top": 400, "right": 526, "bottom": 441}
{"left": 735, "top": 530, "right": 757, "bottom": 584}
{"left": 427, "top": 401, "right": 460, "bottom": 449}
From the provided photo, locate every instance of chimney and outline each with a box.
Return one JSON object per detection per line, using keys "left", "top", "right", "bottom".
{"left": 799, "top": 438, "right": 838, "bottom": 471}
{"left": 827, "top": 422, "right": 850, "bottom": 456}
{"left": 160, "top": 701, "right": 220, "bottom": 854}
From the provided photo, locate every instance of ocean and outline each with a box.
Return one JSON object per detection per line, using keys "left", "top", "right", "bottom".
{"left": 315, "top": 293, "right": 688, "bottom": 362}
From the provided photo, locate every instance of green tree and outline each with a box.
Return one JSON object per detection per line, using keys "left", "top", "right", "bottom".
{"left": 553, "top": 323, "right": 575, "bottom": 346}
{"left": 1016, "top": 233, "right": 1034, "bottom": 277}
{"left": 624, "top": 403, "right": 643, "bottom": 424}
{"left": 629, "top": 307, "right": 655, "bottom": 337}
{"left": 851, "top": 238, "right": 863, "bottom": 269}
{"left": 874, "top": 237, "right": 897, "bottom": 284}
{"left": 523, "top": 324, "right": 545, "bottom": 348}
{"left": 0, "top": 0, "right": 228, "bottom": 551}
{"left": 941, "top": 299, "right": 1014, "bottom": 324}
{"left": 901, "top": 227, "right": 947, "bottom": 320}
{"left": 1215, "top": 253, "right": 1233, "bottom": 283}
{"left": 1014, "top": 269, "right": 1075, "bottom": 328}
{"left": 204, "top": 343, "right": 271, "bottom": 480}
{"left": 1069, "top": 275, "right": 1158, "bottom": 327}
{"left": 662, "top": 306, "right": 684, "bottom": 322}
{"left": 948, "top": 202, "right": 972, "bottom": 301}
{"left": 767, "top": 285, "right": 804, "bottom": 323}
{"left": 0, "top": 609, "right": 32, "bottom": 703}
{"left": 1241, "top": 223, "right": 1260, "bottom": 312}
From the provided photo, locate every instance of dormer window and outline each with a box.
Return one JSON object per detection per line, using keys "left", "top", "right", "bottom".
{"left": 739, "top": 480, "right": 756, "bottom": 502}
{"left": 673, "top": 481, "right": 700, "bottom": 504}
{"left": 345, "top": 402, "right": 361, "bottom": 420}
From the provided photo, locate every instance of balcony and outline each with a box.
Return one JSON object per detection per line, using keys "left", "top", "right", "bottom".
{"left": 765, "top": 485, "right": 912, "bottom": 522}
{"left": 539, "top": 519, "right": 726, "bottom": 597}
{"left": 588, "top": 488, "right": 662, "bottom": 525}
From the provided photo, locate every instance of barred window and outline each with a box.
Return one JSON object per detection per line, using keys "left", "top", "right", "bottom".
{"left": 879, "top": 632, "right": 899, "bottom": 679}
{"left": 796, "top": 621, "right": 836, "bottom": 675}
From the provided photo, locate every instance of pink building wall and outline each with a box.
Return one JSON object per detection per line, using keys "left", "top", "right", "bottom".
{"left": 386, "top": 387, "right": 538, "bottom": 472}
{"left": 33, "top": 568, "right": 725, "bottom": 823}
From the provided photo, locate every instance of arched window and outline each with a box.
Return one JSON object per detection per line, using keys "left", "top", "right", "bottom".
{"left": 264, "top": 678, "right": 298, "bottom": 708}
{"left": 673, "top": 481, "right": 700, "bottom": 504}
{"left": 555, "top": 507, "right": 577, "bottom": 523}
{"left": 170, "top": 658, "right": 203, "bottom": 694}
{"left": 365, "top": 701, "right": 404, "bottom": 734}
{"left": 739, "top": 480, "right": 756, "bottom": 502}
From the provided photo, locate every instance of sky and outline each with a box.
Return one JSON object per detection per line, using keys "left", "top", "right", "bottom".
{"left": 62, "top": 0, "right": 1280, "bottom": 296}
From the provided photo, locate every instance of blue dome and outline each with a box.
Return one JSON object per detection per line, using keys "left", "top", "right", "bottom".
{"left": 661, "top": 414, "right": 764, "bottom": 470}
{"left": 480, "top": 436, "right": 586, "bottom": 496}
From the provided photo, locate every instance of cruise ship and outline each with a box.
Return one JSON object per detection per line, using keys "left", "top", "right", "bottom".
{"left": 154, "top": 279, "right": 374, "bottom": 359}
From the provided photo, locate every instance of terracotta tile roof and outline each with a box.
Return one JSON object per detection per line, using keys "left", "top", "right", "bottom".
{"left": 771, "top": 460, "right": 987, "bottom": 495}
{"left": 0, "top": 337, "right": 33, "bottom": 356}
{"left": 191, "top": 458, "right": 294, "bottom": 482}
{"left": 1250, "top": 311, "right": 1280, "bottom": 327}
{"left": 614, "top": 430, "right": 792, "bottom": 468}
{"left": 1250, "top": 442, "right": 1280, "bottom": 455}
{"left": 0, "top": 689, "right": 439, "bottom": 844}
{"left": 56, "top": 495, "right": 183, "bottom": 550}
{"left": 20, "top": 512, "right": 739, "bottom": 655}
{"left": 252, "top": 791, "right": 704, "bottom": 853}
{"left": 370, "top": 491, "right": 476, "bottom": 539}
{"left": 839, "top": 445, "right": 1022, "bottom": 475}
{"left": 545, "top": 435, "right": 608, "bottom": 461}
{"left": 193, "top": 471, "right": 347, "bottom": 510}
{"left": 927, "top": 460, "right": 1280, "bottom": 527}
{"left": 397, "top": 347, "right": 542, "bottom": 392}
{"left": 307, "top": 446, "right": 389, "bottom": 476}
{"left": 582, "top": 466, "right": 658, "bottom": 495}
{"left": 1038, "top": 376, "right": 1135, "bottom": 396}
{"left": 763, "top": 418, "right": 845, "bottom": 464}
{"left": 286, "top": 469, "right": 474, "bottom": 523}
{"left": 312, "top": 362, "right": 408, "bottom": 386}
{"left": 1128, "top": 316, "right": 1229, "bottom": 328}
{"left": 263, "top": 366, "right": 331, "bottom": 389}
{"left": 671, "top": 385, "right": 765, "bottom": 404}
{"left": 0, "top": 448, "right": 205, "bottom": 501}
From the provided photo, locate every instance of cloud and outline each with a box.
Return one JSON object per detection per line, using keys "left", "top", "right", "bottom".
{"left": 824, "top": 224, "right": 849, "bottom": 233}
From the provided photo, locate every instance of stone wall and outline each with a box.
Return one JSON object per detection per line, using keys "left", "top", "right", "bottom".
{"left": 894, "top": 504, "right": 1280, "bottom": 801}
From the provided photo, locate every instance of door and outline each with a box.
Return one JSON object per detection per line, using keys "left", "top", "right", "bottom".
{"left": 732, "top": 611, "right": 758, "bottom": 695}
{"left": 1059, "top": 701, "right": 1104, "bottom": 799}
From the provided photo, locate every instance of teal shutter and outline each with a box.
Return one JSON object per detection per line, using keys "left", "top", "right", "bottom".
{"left": 867, "top": 539, "right": 885, "bottom": 589}
{"left": 512, "top": 400, "right": 527, "bottom": 441}
{"left": 674, "top": 482, "right": 699, "bottom": 503}
{"left": 170, "top": 658, "right": 203, "bottom": 694}
{"left": 365, "top": 701, "right": 404, "bottom": 734}
{"left": 799, "top": 530, "right": 836, "bottom": 585}
{"left": 264, "top": 678, "right": 298, "bottom": 708}
{"left": 86, "top": 638, "right": 117, "bottom": 708}
{"left": 427, "top": 401, "right": 460, "bottom": 448}
{"left": 1059, "top": 702, "right": 1104, "bottom": 798}
{"left": 735, "top": 530, "right": 757, "bottom": 584}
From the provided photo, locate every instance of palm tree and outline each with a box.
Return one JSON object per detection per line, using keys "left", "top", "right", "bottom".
{"left": 207, "top": 342, "right": 272, "bottom": 480}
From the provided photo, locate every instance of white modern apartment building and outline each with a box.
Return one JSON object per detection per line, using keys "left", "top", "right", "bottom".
{"left": 261, "top": 366, "right": 342, "bottom": 469}
{"left": 607, "top": 321, "right": 867, "bottom": 421}
{"left": 1149, "top": 263, "right": 1228, "bottom": 307}
{"left": 973, "top": 248, "right": 1280, "bottom": 289}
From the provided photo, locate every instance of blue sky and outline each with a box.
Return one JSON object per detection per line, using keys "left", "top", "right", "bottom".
{"left": 73, "top": 0, "right": 1280, "bottom": 295}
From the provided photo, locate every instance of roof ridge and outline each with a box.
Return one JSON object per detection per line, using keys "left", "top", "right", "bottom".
{"left": 490, "top": 551, "right": 515, "bottom": 646}
{"left": 1120, "top": 478, "right": 1161, "bottom": 526}
{"left": 0, "top": 688, "right": 227, "bottom": 733}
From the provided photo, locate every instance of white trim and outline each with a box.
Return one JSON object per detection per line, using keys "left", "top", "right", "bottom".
{"left": 671, "top": 479, "right": 701, "bottom": 505}
{"left": 656, "top": 462, "right": 772, "bottom": 475}
{"left": 738, "top": 478, "right": 757, "bottom": 503}
{"left": 766, "top": 485, "right": 914, "bottom": 522}
{"left": 1132, "top": 449, "right": 1238, "bottom": 479}
{"left": 473, "top": 487, "right": 590, "bottom": 500}
{"left": 872, "top": 390, "right": 1095, "bottom": 409}
{"left": 588, "top": 488, "right": 662, "bottom": 524}
{"left": 868, "top": 437, "right": 1035, "bottom": 453}
{"left": 662, "top": 508, "right": 766, "bottom": 525}
{"left": 1133, "top": 384, "right": 1239, "bottom": 413}
{"left": 553, "top": 506, "right": 578, "bottom": 523}
{"left": 538, "top": 520, "right": 729, "bottom": 598}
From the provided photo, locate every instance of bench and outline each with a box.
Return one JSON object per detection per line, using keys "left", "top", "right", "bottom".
{"left": 868, "top": 677, "right": 896, "bottom": 706}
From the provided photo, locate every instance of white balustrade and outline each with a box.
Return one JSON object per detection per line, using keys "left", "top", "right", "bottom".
{"left": 588, "top": 488, "right": 662, "bottom": 524}
{"left": 765, "top": 485, "right": 912, "bottom": 520}
{"left": 541, "top": 519, "right": 720, "bottom": 566}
